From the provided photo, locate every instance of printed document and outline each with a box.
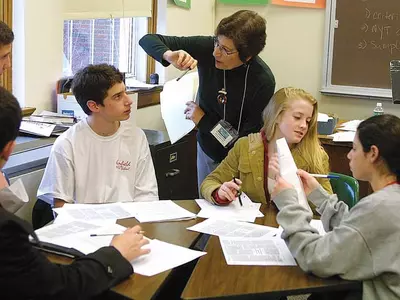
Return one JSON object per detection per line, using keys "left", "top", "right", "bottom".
{"left": 219, "top": 236, "right": 296, "bottom": 266}
{"left": 276, "top": 138, "right": 311, "bottom": 212}
{"left": 131, "top": 239, "right": 206, "bottom": 276}
{"left": 160, "top": 72, "right": 198, "bottom": 144}
{"left": 120, "top": 200, "right": 196, "bottom": 223}
{"left": 55, "top": 203, "right": 133, "bottom": 222}
{"left": 196, "top": 192, "right": 263, "bottom": 222}
{"left": 187, "top": 218, "right": 278, "bottom": 238}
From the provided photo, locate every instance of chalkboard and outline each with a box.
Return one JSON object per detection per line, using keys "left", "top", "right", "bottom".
{"left": 322, "top": 0, "right": 400, "bottom": 99}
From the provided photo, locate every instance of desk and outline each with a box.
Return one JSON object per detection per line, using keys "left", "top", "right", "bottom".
{"left": 182, "top": 204, "right": 362, "bottom": 299}
{"left": 47, "top": 200, "right": 203, "bottom": 300}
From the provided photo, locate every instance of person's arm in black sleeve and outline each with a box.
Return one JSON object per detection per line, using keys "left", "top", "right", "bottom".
{"left": 239, "top": 82, "right": 275, "bottom": 137}
{"left": 139, "top": 34, "right": 212, "bottom": 66}
{"left": 0, "top": 220, "right": 133, "bottom": 300}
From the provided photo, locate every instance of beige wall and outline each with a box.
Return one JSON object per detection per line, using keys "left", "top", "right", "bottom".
{"left": 215, "top": 3, "right": 400, "bottom": 119}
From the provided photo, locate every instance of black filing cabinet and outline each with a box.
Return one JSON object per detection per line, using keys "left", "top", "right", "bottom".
{"left": 144, "top": 129, "right": 198, "bottom": 200}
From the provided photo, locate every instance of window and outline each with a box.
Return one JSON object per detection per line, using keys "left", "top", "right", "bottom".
{"left": 63, "top": 17, "right": 148, "bottom": 82}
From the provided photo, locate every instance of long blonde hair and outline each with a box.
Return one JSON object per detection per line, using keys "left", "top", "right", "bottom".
{"left": 262, "top": 87, "right": 328, "bottom": 174}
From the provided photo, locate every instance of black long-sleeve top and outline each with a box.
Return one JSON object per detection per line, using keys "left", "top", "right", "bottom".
{"left": 0, "top": 189, "right": 133, "bottom": 300}
{"left": 139, "top": 34, "right": 275, "bottom": 163}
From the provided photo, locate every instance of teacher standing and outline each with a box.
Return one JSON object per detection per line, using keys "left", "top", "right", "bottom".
{"left": 139, "top": 10, "right": 275, "bottom": 190}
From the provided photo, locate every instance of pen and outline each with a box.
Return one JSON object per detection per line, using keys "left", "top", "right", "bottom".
{"left": 232, "top": 177, "right": 243, "bottom": 207}
{"left": 309, "top": 174, "right": 340, "bottom": 179}
{"left": 90, "top": 231, "right": 145, "bottom": 237}
{"left": 176, "top": 68, "right": 190, "bottom": 81}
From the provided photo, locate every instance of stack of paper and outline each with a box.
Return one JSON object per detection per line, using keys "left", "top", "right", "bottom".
{"left": 328, "top": 131, "right": 356, "bottom": 142}
{"left": 195, "top": 192, "right": 264, "bottom": 222}
{"left": 120, "top": 200, "right": 196, "bottom": 223}
{"left": 337, "top": 120, "right": 362, "bottom": 131}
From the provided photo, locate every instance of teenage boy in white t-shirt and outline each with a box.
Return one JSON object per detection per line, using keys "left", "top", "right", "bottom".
{"left": 38, "top": 64, "right": 158, "bottom": 207}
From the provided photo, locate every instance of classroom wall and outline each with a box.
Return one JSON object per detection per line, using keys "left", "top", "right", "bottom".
{"left": 215, "top": 3, "right": 400, "bottom": 119}
{"left": 12, "top": 0, "right": 64, "bottom": 112}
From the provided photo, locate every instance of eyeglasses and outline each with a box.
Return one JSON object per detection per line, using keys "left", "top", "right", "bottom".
{"left": 213, "top": 36, "right": 238, "bottom": 56}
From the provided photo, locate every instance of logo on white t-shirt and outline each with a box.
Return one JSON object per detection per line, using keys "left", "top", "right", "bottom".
{"left": 116, "top": 160, "right": 131, "bottom": 171}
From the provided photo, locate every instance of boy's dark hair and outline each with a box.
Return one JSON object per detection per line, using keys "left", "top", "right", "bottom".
{"left": 0, "top": 21, "right": 14, "bottom": 46}
{"left": 72, "top": 64, "right": 124, "bottom": 115}
{"left": 0, "top": 87, "right": 21, "bottom": 152}
{"left": 215, "top": 10, "right": 266, "bottom": 63}
{"left": 358, "top": 114, "right": 400, "bottom": 181}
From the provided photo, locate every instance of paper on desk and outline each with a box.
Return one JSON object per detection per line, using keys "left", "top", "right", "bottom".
{"left": 277, "top": 219, "right": 326, "bottom": 237}
{"left": 187, "top": 218, "right": 278, "bottom": 238}
{"left": 317, "top": 113, "right": 332, "bottom": 122}
{"left": 276, "top": 138, "right": 311, "bottom": 212}
{"left": 328, "top": 131, "right": 355, "bottom": 142}
{"left": 196, "top": 192, "right": 264, "bottom": 222}
{"left": 36, "top": 221, "right": 127, "bottom": 254}
{"left": 337, "top": 120, "right": 362, "bottom": 132}
{"left": 20, "top": 120, "right": 56, "bottom": 137}
{"left": 120, "top": 200, "right": 196, "bottom": 223}
{"left": 219, "top": 236, "right": 296, "bottom": 266}
{"left": 55, "top": 203, "right": 133, "bottom": 222}
{"left": 125, "top": 78, "right": 159, "bottom": 90}
{"left": 160, "top": 72, "right": 198, "bottom": 144}
{"left": 131, "top": 239, "right": 206, "bottom": 276}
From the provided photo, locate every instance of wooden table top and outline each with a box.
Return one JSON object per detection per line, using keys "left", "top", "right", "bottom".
{"left": 182, "top": 203, "right": 362, "bottom": 299}
{"left": 47, "top": 200, "right": 203, "bottom": 300}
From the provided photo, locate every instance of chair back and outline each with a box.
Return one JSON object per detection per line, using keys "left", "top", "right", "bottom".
{"left": 329, "top": 172, "right": 359, "bottom": 208}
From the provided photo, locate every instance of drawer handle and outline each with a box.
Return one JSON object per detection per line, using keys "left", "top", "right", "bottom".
{"left": 165, "top": 169, "right": 180, "bottom": 178}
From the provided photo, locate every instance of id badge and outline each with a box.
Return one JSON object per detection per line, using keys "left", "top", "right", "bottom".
{"left": 210, "top": 120, "right": 239, "bottom": 148}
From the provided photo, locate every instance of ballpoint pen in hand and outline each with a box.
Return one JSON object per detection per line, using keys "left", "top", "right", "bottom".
{"left": 90, "top": 231, "right": 145, "bottom": 237}
{"left": 309, "top": 173, "right": 340, "bottom": 179}
{"left": 232, "top": 177, "right": 243, "bottom": 206}
{"left": 176, "top": 68, "right": 190, "bottom": 81}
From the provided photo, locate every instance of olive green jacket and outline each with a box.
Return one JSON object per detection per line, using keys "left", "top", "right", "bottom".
{"left": 200, "top": 133, "right": 332, "bottom": 204}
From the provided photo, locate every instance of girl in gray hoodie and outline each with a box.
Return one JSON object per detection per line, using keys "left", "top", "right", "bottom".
{"left": 272, "top": 114, "right": 400, "bottom": 300}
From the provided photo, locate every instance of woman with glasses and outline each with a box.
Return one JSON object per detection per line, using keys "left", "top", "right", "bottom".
{"left": 139, "top": 10, "right": 276, "bottom": 190}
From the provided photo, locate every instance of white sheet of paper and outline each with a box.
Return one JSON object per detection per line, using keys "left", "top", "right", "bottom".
{"left": 309, "top": 219, "right": 327, "bottom": 235}
{"left": 329, "top": 131, "right": 356, "bottom": 142}
{"left": 160, "top": 72, "right": 197, "bottom": 144}
{"left": 58, "top": 203, "right": 133, "bottom": 221}
{"left": 35, "top": 220, "right": 101, "bottom": 241}
{"left": 187, "top": 218, "right": 278, "bottom": 238}
{"left": 219, "top": 236, "right": 296, "bottom": 266}
{"left": 276, "top": 138, "right": 311, "bottom": 212}
{"left": 36, "top": 221, "right": 127, "bottom": 255}
{"left": 195, "top": 193, "right": 263, "bottom": 222}
{"left": 317, "top": 113, "right": 332, "bottom": 122}
{"left": 337, "top": 120, "right": 362, "bottom": 132}
{"left": 20, "top": 121, "right": 56, "bottom": 137}
{"left": 277, "top": 219, "right": 326, "bottom": 238}
{"left": 120, "top": 200, "right": 196, "bottom": 223}
{"left": 131, "top": 239, "right": 206, "bottom": 276}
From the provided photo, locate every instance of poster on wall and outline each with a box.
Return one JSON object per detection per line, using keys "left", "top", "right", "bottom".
{"left": 173, "top": 0, "right": 191, "bottom": 9}
{"left": 218, "top": 0, "right": 269, "bottom": 4}
{"left": 271, "top": 0, "right": 325, "bottom": 9}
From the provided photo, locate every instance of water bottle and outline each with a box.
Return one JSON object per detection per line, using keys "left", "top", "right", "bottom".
{"left": 373, "top": 102, "right": 384, "bottom": 116}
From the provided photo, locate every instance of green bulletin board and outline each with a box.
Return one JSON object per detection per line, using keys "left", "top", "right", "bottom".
{"left": 173, "top": 0, "right": 191, "bottom": 9}
{"left": 218, "top": 0, "right": 269, "bottom": 4}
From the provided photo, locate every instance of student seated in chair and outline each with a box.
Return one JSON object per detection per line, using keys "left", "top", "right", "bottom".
{"left": 38, "top": 64, "right": 158, "bottom": 208}
{"left": 272, "top": 114, "right": 400, "bottom": 300}
{"left": 0, "top": 86, "right": 150, "bottom": 299}
{"left": 200, "top": 87, "right": 332, "bottom": 205}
